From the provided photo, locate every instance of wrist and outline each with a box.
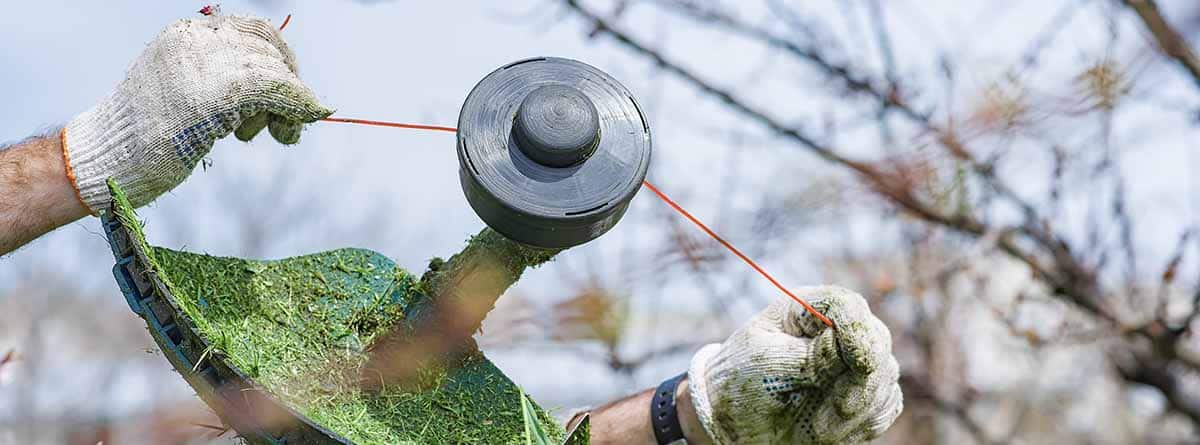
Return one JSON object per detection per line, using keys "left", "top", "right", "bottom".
{"left": 0, "top": 131, "right": 90, "bottom": 255}
{"left": 39, "top": 131, "right": 90, "bottom": 221}
{"left": 64, "top": 98, "right": 142, "bottom": 213}
{"left": 676, "top": 378, "right": 714, "bottom": 445}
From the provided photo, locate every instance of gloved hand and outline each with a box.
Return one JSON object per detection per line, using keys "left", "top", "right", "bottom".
{"left": 687, "top": 286, "right": 903, "bottom": 444}
{"left": 63, "top": 15, "right": 332, "bottom": 213}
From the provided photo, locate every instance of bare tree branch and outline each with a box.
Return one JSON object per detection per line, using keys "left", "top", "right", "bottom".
{"left": 1117, "top": 354, "right": 1200, "bottom": 426}
{"left": 1122, "top": 0, "right": 1200, "bottom": 88}
{"left": 563, "top": 0, "right": 1124, "bottom": 326}
{"left": 561, "top": 0, "right": 1200, "bottom": 434}
{"left": 546, "top": 2, "right": 1200, "bottom": 440}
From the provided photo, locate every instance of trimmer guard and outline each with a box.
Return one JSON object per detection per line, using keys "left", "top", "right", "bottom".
{"left": 99, "top": 181, "right": 588, "bottom": 445}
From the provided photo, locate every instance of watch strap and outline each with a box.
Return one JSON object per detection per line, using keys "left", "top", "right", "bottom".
{"left": 651, "top": 372, "right": 688, "bottom": 444}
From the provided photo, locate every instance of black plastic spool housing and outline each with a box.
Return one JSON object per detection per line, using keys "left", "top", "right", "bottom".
{"left": 457, "top": 57, "right": 652, "bottom": 249}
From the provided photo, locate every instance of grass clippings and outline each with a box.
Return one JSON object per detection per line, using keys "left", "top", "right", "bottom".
{"left": 107, "top": 180, "right": 566, "bottom": 445}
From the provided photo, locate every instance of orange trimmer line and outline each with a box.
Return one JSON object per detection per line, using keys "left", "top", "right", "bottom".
{"left": 321, "top": 116, "right": 458, "bottom": 133}
{"left": 280, "top": 0, "right": 831, "bottom": 328}
{"left": 316, "top": 116, "right": 835, "bottom": 328}
{"left": 639, "top": 181, "right": 834, "bottom": 328}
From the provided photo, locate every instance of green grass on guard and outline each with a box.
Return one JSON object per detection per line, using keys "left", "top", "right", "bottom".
{"left": 103, "top": 180, "right": 573, "bottom": 444}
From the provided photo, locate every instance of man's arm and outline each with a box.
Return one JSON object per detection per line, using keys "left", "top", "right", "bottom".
{"left": 587, "top": 377, "right": 713, "bottom": 445}
{"left": 0, "top": 131, "right": 90, "bottom": 256}
{"left": 0, "top": 15, "right": 329, "bottom": 257}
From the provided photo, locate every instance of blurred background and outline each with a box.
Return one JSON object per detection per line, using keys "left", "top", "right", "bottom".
{"left": 4, "top": 0, "right": 1200, "bottom": 443}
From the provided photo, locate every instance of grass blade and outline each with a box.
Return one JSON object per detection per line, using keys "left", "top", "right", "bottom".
{"left": 521, "top": 389, "right": 554, "bottom": 445}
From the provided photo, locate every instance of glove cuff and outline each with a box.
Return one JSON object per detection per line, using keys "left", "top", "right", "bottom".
{"left": 687, "top": 343, "right": 724, "bottom": 444}
{"left": 65, "top": 95, "right": 156, "bottom": 213}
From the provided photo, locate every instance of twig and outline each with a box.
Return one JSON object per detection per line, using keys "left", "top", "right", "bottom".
{"left": 900, "top": 375, "right": 1000, "bottom": 445}
{"left": 0, "top": 349, "right": 16, "bottom": 376}
{"left": 1122, "top": 0, "right": 1200, "bottom": 89}
{"left": 866, "top": 0, "right": 899, "bottom": 146}
{"left": 643, "top": 181, "right": 834, "bottom": 327}
{"left": 1116, "top": 353, "right": 1200, "bottom": 426}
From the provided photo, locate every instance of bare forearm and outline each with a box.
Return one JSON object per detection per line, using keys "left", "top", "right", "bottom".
{"left": 0, "top": 130, "right": 90, "bottom": 256}
{"left": 587, "top": 377, "right": 713, "bottom": 445}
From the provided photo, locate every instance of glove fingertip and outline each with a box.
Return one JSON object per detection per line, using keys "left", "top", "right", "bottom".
{"left": 306, "top": 105, "right": 335, "bottom": 124}
{"left": 235, "top": 113, "right": 270, "bottom": 142}
{"left": 226, "top": 15, "right": 298, "bottom": 72}
{"left": 268, "top": 115, "right": 303, "bottom": 145}
{"left": 261, "top": 80, "right": 333, "bottom": 123}
{"left": 835, "top": 320, "right": 880, "bottom": 375}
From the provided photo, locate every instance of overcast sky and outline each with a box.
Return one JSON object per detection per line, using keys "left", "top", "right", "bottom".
{"left": 4, "top": 0, "right": 1200, "bottom": 423}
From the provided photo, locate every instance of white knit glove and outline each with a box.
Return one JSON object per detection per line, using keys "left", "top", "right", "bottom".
{"left": 687, "top": 286, "right": 903, "bottom": 444}
{"left": 63, "top": 15, "right": 332, "bottom": 212}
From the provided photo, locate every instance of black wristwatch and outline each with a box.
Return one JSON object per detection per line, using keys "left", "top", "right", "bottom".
{"left": 651, "top": 372, "right": 688, "bottom": 444}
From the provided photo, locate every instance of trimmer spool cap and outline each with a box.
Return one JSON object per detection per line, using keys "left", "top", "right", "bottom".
{"left": 457, "top": 57, "right": 652, "bottom": 249}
